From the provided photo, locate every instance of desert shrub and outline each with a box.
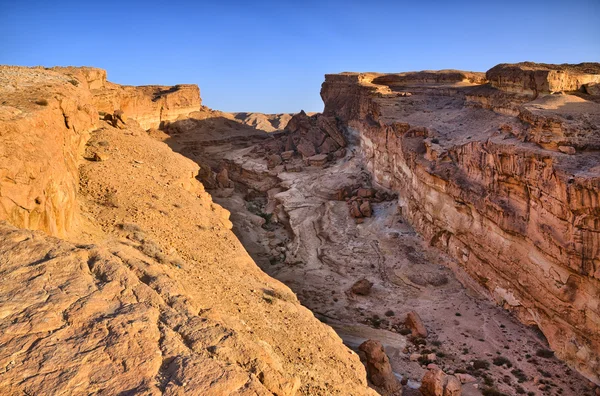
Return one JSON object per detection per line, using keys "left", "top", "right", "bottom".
{"left": 35, "top": 99, "right": 48, "bottom": 106}
{"left": 493, "top": 356, "right": 513, "bottom": 367}
{"left": 473, "top": 359, "right": 490, "bottom": 370}
{"left": 482, "top": 387, "right": 508, "bottom": 396}
{"left": 536, "top": 348, "right": 554, "bottom": 358}
{"left": 511, "top": 368, "right": 528, "bottom": 383}
{"left": 68, "top": 79, "right": 79, "bottom": 86}
{"left": 385, "top": 310, "right": 395, "bottom": 317}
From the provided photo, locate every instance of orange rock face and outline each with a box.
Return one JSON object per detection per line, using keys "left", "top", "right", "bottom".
{"left": 321, "top": 64, "right": 600, "bottom": 384}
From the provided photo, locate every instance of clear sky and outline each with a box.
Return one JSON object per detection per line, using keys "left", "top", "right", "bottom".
{"left": 1, "top": 0, "right": 599, "bottom": 113}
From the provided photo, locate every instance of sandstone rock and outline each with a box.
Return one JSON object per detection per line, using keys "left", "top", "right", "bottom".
{"left": 267, "top": 153, "right": 283, "bottom": 169}
{"left": 585, "top": 82, "right": 600, "bottom": 96}
{"left": 558, "top": 145, "right": 576, "bottom": 155}
{"left": 455, "top": 373, "right": 476, "bottom": 384}
{"left": 296, "top": 140, "right": 317, "bottom": 158}
{"left": 351, "top": 278, "right": 373, "bottom": 295}
{"left": 358, "top": 340, "right": 402, "bottom": 395}
{"left": 318, "top": 136, "right": 340, "bottom": 154}
{"left": 216, "top": 168, "right": 233, "bottom": 188}
{"left": 93, "top": 151, "right": 110, "bottom": 162}
{"left": 281, "top": 150, "right": 295, "bottom": 160}
{"left": 359, "top": 200, "right": 372, "bottom": 217}
{"left": 307, "top": 153, "right": 328, "bottom": 167}
{"left": 357, "top": 187, "right": 376, "bottom": 198}
{"left": 420, "top": 367, "right": 461, "bottom": 396}
{"left": 409, "top": 353, "right": 420, "bottom": 362}
{"left": 350, "top": 201, "right": 363, "bottom": 218}
{"left": 405, "top": 311, "right": 427, "bottom": 338}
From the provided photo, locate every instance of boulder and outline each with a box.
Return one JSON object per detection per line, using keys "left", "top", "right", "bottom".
{"left": 216, "top": 168, "right": 233, "bottom": 188}
{"left": 558, "top": 145, "right": 576, "bottom": 155}
{"left": 267, "top": 154, "right": 283, "bottom": 169}
{"left": 350, "top": 278, "right": 373, "bottom": 295}
{"left": 281, "top": 150, "right": 294, "bottom": 160}
{"left": 358, "top": 340, "right": 402, "bottom": 395}
{"left": 307, "top": 154, "right": 328, "bottom": 167}
{"left": 584, "top": 82, "right": 600, "bottom": 96}
{"left": 405, "top": 311, "right": 427, "bottom": 338}
{"left": 420, "top": 367, "right": 461, "bottom": 396}
{"left": 357, "top": 188, "right": 375, "bottom": 198}
{"left": 296, "top": 140, "right": 317, "bottom": 158}
{"left": 318, "top": 137, "right": 340, "bottom": 154}
{"left": 359, "top": 201, "right": 372, "bottom": 217}
{"left": 349, "top": 201, "right": 363, "bottom": 218}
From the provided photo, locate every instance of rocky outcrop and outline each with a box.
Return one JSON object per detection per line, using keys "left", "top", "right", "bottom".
{"left": 92, "top": 83, "right": 201, "bottom": 130}
{"left": 0, "top": 66, "right": 98, "bottom": 237}
{"left": 486, "top": 62, "right": 600, "bottom": 95}
{"left": 0, "top": 66, "right": 376, "bottom": 395}
{"left": 321, "top": 65, "right": 600, "bottom": 384}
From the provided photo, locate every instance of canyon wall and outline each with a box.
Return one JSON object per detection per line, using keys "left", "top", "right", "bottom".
{"left": 54, "top": 66, "right": 202, "bottom": 130}
{"left": 321, "top": 64, "right": 600, "bottom": 384}
{"left": 0, "top": 66, "right": 374, "bottom": 395}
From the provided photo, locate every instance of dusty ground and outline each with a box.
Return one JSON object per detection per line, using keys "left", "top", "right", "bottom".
{"left": 161, "top": 114, "right": 596, "bottom": 396}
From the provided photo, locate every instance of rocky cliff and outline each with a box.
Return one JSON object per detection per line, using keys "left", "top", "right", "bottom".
{"left": 321, "top": 64, "right": 600, "bottom": 384}
{"left": 0, "top": 66, "right": 375, "bottom": 395}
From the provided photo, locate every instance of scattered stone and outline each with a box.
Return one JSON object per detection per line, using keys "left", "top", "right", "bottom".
{"left": 410, "top": 353, "right": 421, "bottom": 362}
{"left": 358, "top": 340, "right": 402, "bottom": 395}
{"left": 93, "top": 151, "right": 109, "bottom": 162}
{"left": 350, "top": 278, "right": 373, "bottom": 295}
{"left": 405, "top": 311, "right": 428, "bottom": 338}
{"left": 350, "top": 201, "right": 363, "bottom": 218}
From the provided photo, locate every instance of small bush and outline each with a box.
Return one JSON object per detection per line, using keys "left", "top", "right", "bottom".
{"left": 511, "top": 368, "right": 528, "bottom": 383}
{"left": 384, "top": 310, "right": 395, "bottom": 317}
{"left": 482, "top": 387, "right": 508, "bottom": 396}
{"left": 473, "top": 360, "right": 490, "bottom": 370}
{"left": 431, "top": 340, "right": 442, "bottom": 347}
{"left": 69, "top": 79, "right": 79, "bottom": 86}
{"left": 431, "top": 138, "right": 440, "bottom": 144}
{"left": 35, "top": 99, "right": 48, "bottom": 106}
{"left": 399, "top": 328, "right": 411, "bottom": 336}
{"left": 493, "top": 356, "right": 513, "bottom": 368}
{"left": 536, "top": 348, "right": 554, "bottom": 358}
{"left": 455, "top": 312, "right": 462, "bottom": 316}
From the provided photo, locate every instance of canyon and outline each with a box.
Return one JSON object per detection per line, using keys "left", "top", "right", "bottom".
{"left": 0, "top": 63, "right": 599, "bottom": 396}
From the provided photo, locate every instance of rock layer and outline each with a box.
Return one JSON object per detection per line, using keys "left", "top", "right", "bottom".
{"left": 321, "top": 63, "right": 600, "bottom": 383}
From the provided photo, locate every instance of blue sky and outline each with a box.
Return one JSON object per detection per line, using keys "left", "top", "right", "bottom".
{"left": 1, "top": 0, "right": 599, "bottom": 113}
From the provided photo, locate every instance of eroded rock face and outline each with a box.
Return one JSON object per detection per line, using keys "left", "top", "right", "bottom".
{"left": 0, "top": 66, "right": 376, "bottom": 396}
{"left": 321, "top": 64, "right": 600, "bottom": 383}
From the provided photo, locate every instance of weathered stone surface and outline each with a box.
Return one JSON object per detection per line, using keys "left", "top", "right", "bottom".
{"left": 321, "top": 64, "right": 600, "bottom": 383}
{"left": 359, "top": 200, "right": 372, "bottom": 217}
{"left": 358, "top": 340, "right": 401, "bottom": 395}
